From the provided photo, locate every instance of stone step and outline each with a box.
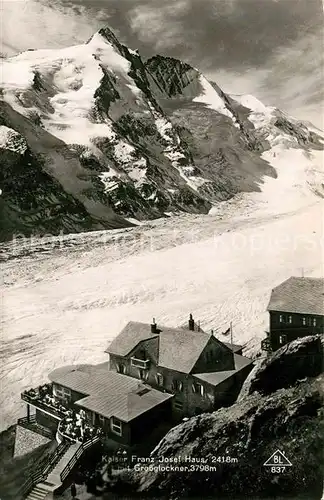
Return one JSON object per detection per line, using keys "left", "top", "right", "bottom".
{"left": 46, "top": 442, "right": 81, "bottom": 484}
{"left": 25, "top": 486, "right": 50, "bottom": 500}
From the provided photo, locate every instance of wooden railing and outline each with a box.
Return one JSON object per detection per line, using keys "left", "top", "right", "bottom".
{"left": 60, "top": 435, "right": 100, "bottom": 483}
{"left": 21, "top": 393, "right": 66, "bottom": 420}
{"left": 19, "top": 440, "right": 70, "bottom": 499}
{"left": 56, "top": 422, "right": 78, "bottom": 444}
{"left": 17, "top": 415, "right": 54, "bottom": 440}
{"left": 130, "top": 357, "right": 150, "bottom": 369}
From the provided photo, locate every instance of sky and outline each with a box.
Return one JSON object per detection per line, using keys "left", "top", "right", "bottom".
{"left": 1, "top": 0, "right": 323, "bottom": 128}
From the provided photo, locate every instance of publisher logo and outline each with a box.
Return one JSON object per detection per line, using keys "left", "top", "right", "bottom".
{"left": 263, "top": 450, "right": 292, "bottom": 473}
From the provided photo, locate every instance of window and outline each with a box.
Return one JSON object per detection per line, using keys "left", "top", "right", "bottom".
{"left": 279, "top": 334, "right": 287, "bottom": 345}
{"left": 192, "top": 382, "right": 204, "bottom": 396}
{"left": 288, "top": 316, "right": 292, "bottom": 324}
{"left": 54, "top": 385, "right": 71, "bottom": 400}
{"left": 313, "top": 318, "right": 317, "bottom": 326}
{"left": 302, "top": 317, "right": 306, "bottom": 326}
{"left": 155, "top": 373, "right": 164, "bottom": 386}
{"left": 174, "top": 401, "right": 183, "bottom": 411}
{"left": 279, "top": 315, "right": 283, "bottom": 323}
{"left": 111, "top": 417, "right": 122, "bottom": 436}
{"left": 172, "top": 379, "right": 183, "bottom": 392}
{"left": 138, "top": 369, "right": 149, "bottom": 380}
{"left": 54, "top": 385, "right": 63, "bottom": 398}
{"left": 98, "top": 414, "right": 105, "bottom": 426}
{"left": 117, "top": 364, "right": 126, "bottom": 374}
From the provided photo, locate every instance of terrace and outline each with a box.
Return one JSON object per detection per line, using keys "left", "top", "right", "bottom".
{"left": 21, "top": 383, "right": 104, "bottom": 445}
{"left": 21, "top": 383, "right": 68, "bottom": 420}
{"left": 57, "top": 411, "right": 103, "bottom": 444}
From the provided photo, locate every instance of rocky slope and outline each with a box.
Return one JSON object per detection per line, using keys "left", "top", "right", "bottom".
{"left": 0, "top": 26, "right": 323, "bottom": 240}
{"left": 110, "top": 335, "right": 324, "bottom": 499}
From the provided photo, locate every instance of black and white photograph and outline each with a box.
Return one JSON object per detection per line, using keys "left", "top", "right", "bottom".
{"left": 0, "top": 0, "right": 323, "bottom": 499}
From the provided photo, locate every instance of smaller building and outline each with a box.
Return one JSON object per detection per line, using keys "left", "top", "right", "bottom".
{"left": 22, "top": 364, "right": 173, "bottom": 447}
{"left": 262, "top": 276, "right": 324, "bottom": 352}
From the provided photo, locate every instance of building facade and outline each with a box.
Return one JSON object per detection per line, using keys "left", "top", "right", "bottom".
{"left": 107, "top": 316, "right": 253, "bottom": 419}
{"left": 262, "top": 277, "right": 324, "bottom": 352}
{"left": 20, "top": 315, "right": 253, "bottom": 447}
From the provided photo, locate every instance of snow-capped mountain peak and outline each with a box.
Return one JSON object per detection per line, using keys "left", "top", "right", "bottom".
{"left": 0, "top": 25, "right": 323, "bottom": 240}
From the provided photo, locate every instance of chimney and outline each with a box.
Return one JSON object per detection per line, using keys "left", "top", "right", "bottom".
{"left": 188, "top": 313, "right": 195, "bottom": 331}
{"left": 151, "top": 317, "right": 157, "bottom": 334}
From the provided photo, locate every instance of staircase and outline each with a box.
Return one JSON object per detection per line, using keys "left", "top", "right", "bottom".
{"left": 21, "top": 441, "right": 69, "bottom": 499}
{"left": 23, "top": 443, "right": 79, "bottom": 500}
{"left": 46, "top": 442, "right": 82, "bottom": 485}
{"left": 23, "top": 436, "right": 101, "bottom": 499}
{"left": 25, "top": 482, "right": 55, "bottom": 500}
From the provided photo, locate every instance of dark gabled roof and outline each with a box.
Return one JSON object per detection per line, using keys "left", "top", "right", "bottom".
{"left": 106, "top": 320, "right": 236, "bottom": 374}
{"left": 49, "top": 363, "right": 173, "bottom": 422}
{"left": 48, "top": 364, "right": 137, "bottom": 396}
{"left": 194, "top": 354, "right": 253, "bottom": 386}
{"left": 157, "top": 327, "right": 212, "bottom": 373}
{"left": 267, "top": 277, "right": 324, "bottom": 315}
{"left": 106, "top": 321, "right": 159, "bottom": 356}
{"left": 76, "top": 386, "right": 173, "bottom": 422}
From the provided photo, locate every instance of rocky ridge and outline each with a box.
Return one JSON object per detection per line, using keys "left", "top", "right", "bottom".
{"left": 110, "top": 335, "right": 324, "bottom": 499}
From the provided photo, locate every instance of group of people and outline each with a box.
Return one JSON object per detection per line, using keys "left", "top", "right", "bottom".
{"left": 59, "top": 410, "right": 103, "bottom": 443}
{"left": 25, "top": 385, "right": 67, "bottom": 414}
{"left": 25, "top": 386, "right": 104, "bottom": 444}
